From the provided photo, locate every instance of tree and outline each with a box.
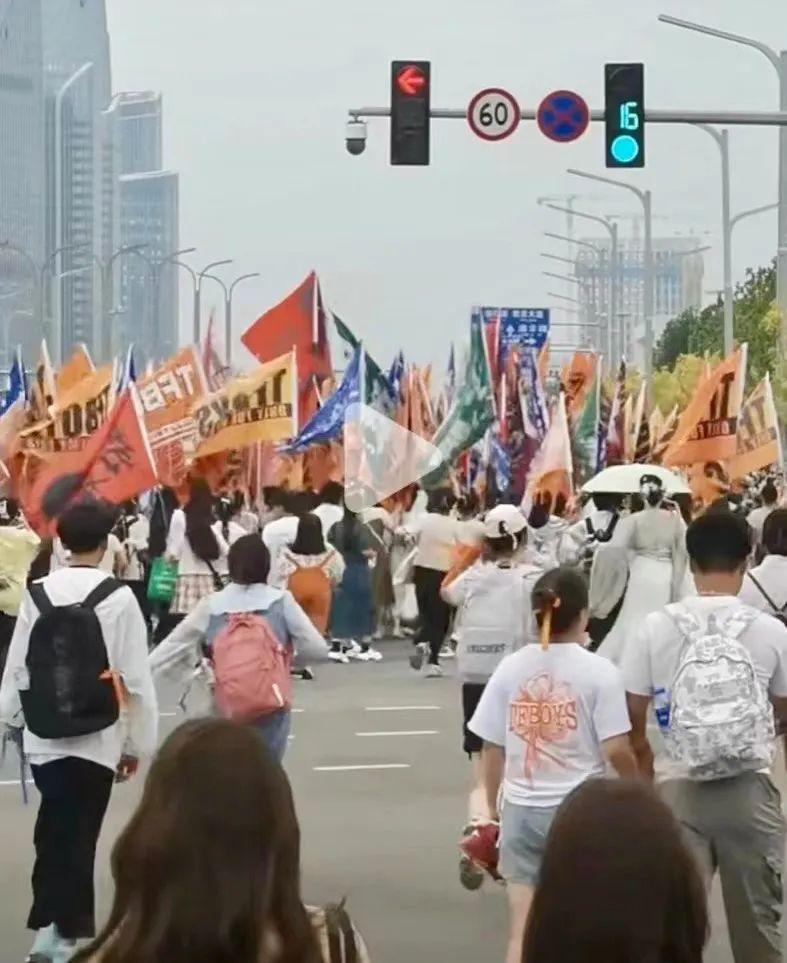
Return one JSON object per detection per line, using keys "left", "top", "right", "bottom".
{"left": 650, "top": 354, "right": 708, "bottom": 414}
{"left": 653, "top": 308, "right": 694, "bottom": 369}
{"left": 653, "top": 262, "right": 777, "bottom": 384}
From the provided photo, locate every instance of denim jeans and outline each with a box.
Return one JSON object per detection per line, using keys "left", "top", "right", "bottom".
{"left": 250, "top": 709, "right": 292, "bottom": 762}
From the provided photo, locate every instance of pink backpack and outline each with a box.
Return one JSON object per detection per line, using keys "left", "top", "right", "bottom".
{"left": 211, "top": 613, "right": 293, "bottom": 721}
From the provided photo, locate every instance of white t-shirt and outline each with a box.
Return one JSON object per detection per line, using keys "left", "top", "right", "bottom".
{"left": 740, "top": 555, "right": 787, "bottom": 615}
{"left": 411, "top": 513, "right": 462, "bottom": 572}
{"left": 51, "top": 534, "right": 124, "bottom": 575}
{"left": 313, "top": 503, "right": 344, "bottom": 538}
{"left": 748, "top": 505, "right": 775, "bottom": 542}
{"left": 166, "top": 509, "right": 229, "bottom": 577}
{"left": 470, "top": 643, "right": 631, "bottom": 807}
{"left": 0, "top": 567, "right": 158, "bottom": 771}
{"left": 621, "top": 595, "right": 787, "bottom": 780}
{"left": 262, "top": 515, "right": 300, "bottom": 569}
{"left": 212, "top": 520, "right": 247, "bottom": 575}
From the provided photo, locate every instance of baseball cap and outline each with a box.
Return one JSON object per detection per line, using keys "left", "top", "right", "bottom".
{"left": 483, "top": 504, "right": 527, "bottom": 540}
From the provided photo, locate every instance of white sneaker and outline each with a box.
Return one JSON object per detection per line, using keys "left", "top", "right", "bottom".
{"left": 357, "top": 647, "right": 383, "bottom": 663}
{"left": 425, "top": 663, "right": 443, "bottom": 678}
{"left": 344, "top": 640, "right": 363, "bottom": 659}
{"left": 439, "top": 645, "right": 455, "bottom": 660}
{"left": 329, "top": 648, "right": 350, "bottom": 664}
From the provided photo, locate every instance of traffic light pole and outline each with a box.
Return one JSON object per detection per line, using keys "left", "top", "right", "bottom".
{"left": 349, "top": 106, "right": 787, "bottom": 126}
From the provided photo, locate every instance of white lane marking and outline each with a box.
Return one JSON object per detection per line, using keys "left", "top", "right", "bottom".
{"left": 364, "top": 705, "right": 442, "bottom": 712}
{"left": 292, "top": 708, "right": 305, "bottom": 714}
{"left": 356, "top": 730, "right": 439, "bottom": 737}
{"left": 0, "top": 779, "right": 30, "bottom": 787}
{"left": 159, "top": 712, "right": 179, "bottom": 718}
{"left": 314, "top": 763, "right": 411, "bottom": 772}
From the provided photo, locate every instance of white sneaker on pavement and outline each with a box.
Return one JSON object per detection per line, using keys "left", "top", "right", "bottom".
{"left": 439, "top": 644, "right": 455, "bottom": 660}
{"left": 329, "top": 647, "right": 350, "bottom": 664}
{"left": 425, "top": 663, "right": 443, "bottom": 678}
{"left": 356, "top": 647, "right": 383, "bottom": 662}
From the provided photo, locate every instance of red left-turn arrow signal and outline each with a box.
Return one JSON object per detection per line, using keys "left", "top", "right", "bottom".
{"left": 396, "top": 64, "right": 426, "bottom": 96}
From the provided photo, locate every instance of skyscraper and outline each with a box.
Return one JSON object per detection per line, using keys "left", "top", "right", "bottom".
{"left": 0, "top": 0, "right": 117, "bottom": 366}
{"left": 115, "top": 91, "right": 180, "bottom": 363}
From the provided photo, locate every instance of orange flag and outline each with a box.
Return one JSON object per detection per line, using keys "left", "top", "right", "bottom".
{"left": 20, "top": 386, "right": 157, "bottom": 534}
{"left": 664, "top": 345, "right": 747, "bottom": 468}
{"left": 561, "top": 352, "right": 597, "bottom": 424}
{"left": 56, "top": 345, "right": 94, "bottom": 395}
{"left": 192, "top": 352, "right": 297, "bottom": 459}
{"left": 241, "top": 272, "right": 332, "bottom": 428}
{"left": 138, "top": 346, "right": 209, "bottom": 489}
{"left": 524, "top": 392, "right": 573, "bottom": 517}
{"left": 21, "top": 364, "right": 114, "bottom": 456}
{"left": 728, "top": 374, "right": 782, "bottom": 480}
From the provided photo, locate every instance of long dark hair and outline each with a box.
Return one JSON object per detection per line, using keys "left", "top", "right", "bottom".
{"left": 184, "top": 478, "right": 220, "bottom": 563}
{"left": 291, "top": 513, "right": 327, "bottom": 556}
{"left": 149, "top": 488, "right": 178, "bottom": 559}
{"left": 523, "top": 779, "right": 707, "bottom": 963}
{"left": 331, "top": 504, "right": 363, "bottom": 553}
{"left": 73, "top": 719, "right": 321, "bottom": 963}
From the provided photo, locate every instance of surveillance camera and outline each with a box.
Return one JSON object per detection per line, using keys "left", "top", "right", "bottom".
{"left": 345, "top": 120, "right": 367, "bottom": 156}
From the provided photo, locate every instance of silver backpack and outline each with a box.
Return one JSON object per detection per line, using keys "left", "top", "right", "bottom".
{"left": 665, "top": 604, "right": 774, "bottom": 781}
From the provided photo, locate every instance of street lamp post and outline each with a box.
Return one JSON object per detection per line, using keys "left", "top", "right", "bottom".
{"left": 542, "top": 271, "right": 601, "bottom": 352}
{"left": 129, "top": 247, "right": 197, "bottom": 357}
{"left": 202, "top": 272, "right": 261, "bottom": 367}
{"left": 658, "top": 14, "right": 787, "bottom": 351}
{"left": 566, "top": 168, "right": 654, "bottom": 378}
{"left": 545, "top": 204, "right": 619, "bottom": 367}
{"left": 194, "top": 260, "right": 233, "bottom": 345}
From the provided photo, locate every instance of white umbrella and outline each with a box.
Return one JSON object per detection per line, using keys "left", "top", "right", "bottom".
{"left": 582, "top": 464, "right": 691, "bottom": 496}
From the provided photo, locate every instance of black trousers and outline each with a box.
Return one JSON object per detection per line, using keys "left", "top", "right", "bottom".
{"left": 414, "top": 566, "right": 452, "bottom": 665}
{"left": 28, "top": 758, "right": 114, "bottom": 940}
{"left": 0, "top": 610, "right": 15, "bottom": 677}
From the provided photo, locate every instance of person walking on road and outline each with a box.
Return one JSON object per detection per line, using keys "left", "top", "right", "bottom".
{"left": 158, "top": 478, "right": 229, "bottom": 645}
{"left": 269, "top": 513, "right": 345, "bottom": 635}
{"left": 408, "top": 488, "right": 461, "bottom": 677}
{"left": 469, "top": 566, "right": 636, "bottom": 963}
{"left": 0, "top": 499, "right": 157, "bottom": 963}
{"left": 739, "top": 508, "right": 787, "bottom": 622}
{"left": 313, "top": 481, "right": 345, "bottom": 540}
{"left": 150, "top": 535, "right": 328, "bottom": 760}
{"left": 522, "top": 779, "right": 708, "bottom": 963}
{"left": 326, "top": 507, "right": 380, "bottom": 663}
{"left": 441, "top": 504, "right": 541, "bottom": 890}
{"left": 623, "top": 510, "right": 787, "bottom": 963}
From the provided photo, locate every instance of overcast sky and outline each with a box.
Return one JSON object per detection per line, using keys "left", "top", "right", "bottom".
{"left": 106, "top": 0, "right": 787, "bottom": 371}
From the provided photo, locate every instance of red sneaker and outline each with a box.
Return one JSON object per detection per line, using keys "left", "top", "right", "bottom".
{"left": 459, "top": 822, "right": 503, "bottom": 882}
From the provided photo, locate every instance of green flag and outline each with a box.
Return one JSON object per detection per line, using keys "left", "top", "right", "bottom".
{"left": 333, "top": 315, "right": 395, "bottom": 413}
{"left": 422, "top": 314, "right": 495, "bottom": 488}
{"left": 574, "top": 359, "right": 600, "bottom": 481}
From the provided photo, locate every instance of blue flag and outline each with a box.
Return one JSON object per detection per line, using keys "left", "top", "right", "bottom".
{"left": 285, "top": 344, "right": 362, "bottom": 452}
{"left": 1, "top": 348, "right": 27, "bottom": 415}
{"left": 388, "top": 351, "right": 405, "bottom": 402}
{"left": 490, "top": 432, "right": 511, "bottom": 494}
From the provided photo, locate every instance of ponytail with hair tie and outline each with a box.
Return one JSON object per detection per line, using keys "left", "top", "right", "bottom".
{"left": 538, "top": 591, "right": 561, "bottom": 651}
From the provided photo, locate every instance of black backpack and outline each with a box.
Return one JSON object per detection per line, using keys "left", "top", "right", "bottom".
{"left": 748, "top": 573, "right": 787, "bottom": 628}
{"left": 20, "top": 578, "right": 123, "bottom": 739}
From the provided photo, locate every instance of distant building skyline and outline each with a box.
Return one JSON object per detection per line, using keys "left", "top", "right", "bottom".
{"left": 0, "top": 0, "right": 179, "bottom": 371}
{"left": 116, "top": 90, "right": 180, "bottom": 363}
{"left": 574, "top": 235, "right": 705, "bottom": 369}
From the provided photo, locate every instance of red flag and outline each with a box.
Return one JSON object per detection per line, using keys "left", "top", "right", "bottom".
{"left": 241, "top": 272, "right": 332, "bottom": 425}
{"left": 19, "top": 387, "right": 157, "bottom": 535}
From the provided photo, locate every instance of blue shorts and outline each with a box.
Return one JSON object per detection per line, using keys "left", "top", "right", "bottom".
{"left": 499, "top": 802, "right": 559, "bottom": 885}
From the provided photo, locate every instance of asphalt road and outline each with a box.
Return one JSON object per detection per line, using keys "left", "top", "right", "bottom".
{"left": 0, "top": 641, "right": 781, "bottom": 961}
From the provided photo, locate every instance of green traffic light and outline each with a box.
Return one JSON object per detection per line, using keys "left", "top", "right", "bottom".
{"left": 610, "top": 134, "right": 640, "bottom": 164}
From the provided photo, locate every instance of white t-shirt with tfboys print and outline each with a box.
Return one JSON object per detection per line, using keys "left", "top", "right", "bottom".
{"left": 470, "top": 643, "right": 631, "bottom": 808}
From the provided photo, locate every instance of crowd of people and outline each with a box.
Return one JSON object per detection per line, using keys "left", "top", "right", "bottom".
{"left": 0, "top": 468, "right": 786, "bottom": 961}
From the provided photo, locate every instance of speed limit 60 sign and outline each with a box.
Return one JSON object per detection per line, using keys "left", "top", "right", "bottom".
{"left": 467, "top": 88, "right": 521, "bottom": 142}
